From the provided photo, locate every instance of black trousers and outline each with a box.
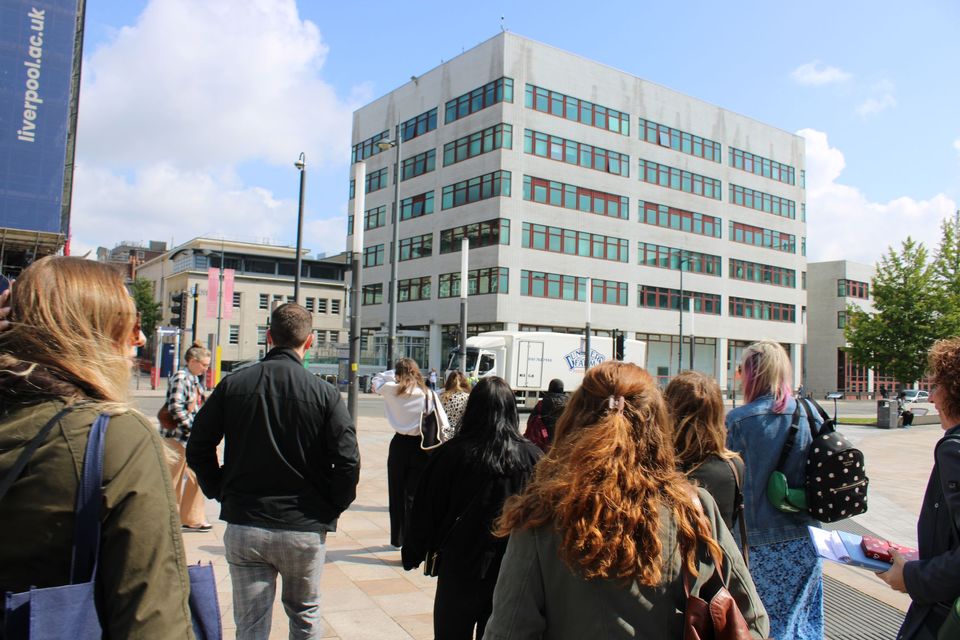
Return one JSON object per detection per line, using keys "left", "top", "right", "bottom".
{"left": 387, "top": 432, "right": 428, "bottom": 547}
{"left": 433, "top": 569, "right": 499, "bottom": 640}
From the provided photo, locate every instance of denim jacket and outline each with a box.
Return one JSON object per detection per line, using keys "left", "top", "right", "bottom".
{"left": 725, "top": 394, "right": 821, "bottom": 546}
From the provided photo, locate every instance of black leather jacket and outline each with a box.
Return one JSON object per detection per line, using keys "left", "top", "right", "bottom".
{"left": 187, "top": 347, "right": 360, "bottom": 532}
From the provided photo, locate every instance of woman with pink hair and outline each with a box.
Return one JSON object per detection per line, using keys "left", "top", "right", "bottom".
{"left": 725, "top": 339, "right": 823, "bottom": 639}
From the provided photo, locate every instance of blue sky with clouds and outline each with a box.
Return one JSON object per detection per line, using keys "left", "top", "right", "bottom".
{"left": 72, "top": 0, "right": 959, "bottom": 264}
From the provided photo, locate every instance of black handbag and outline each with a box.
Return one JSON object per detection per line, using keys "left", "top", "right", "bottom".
{"left": 422, "top": 490, "right": 483, "bottom": 577}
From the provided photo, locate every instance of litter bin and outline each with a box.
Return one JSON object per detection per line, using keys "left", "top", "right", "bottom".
{"left": 877, "top": 399, "right": 898, "bottom": 429}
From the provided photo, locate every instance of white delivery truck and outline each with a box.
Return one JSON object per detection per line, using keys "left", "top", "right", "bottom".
{"left": 445, "top": 331, "right": 646, "bottom": 408}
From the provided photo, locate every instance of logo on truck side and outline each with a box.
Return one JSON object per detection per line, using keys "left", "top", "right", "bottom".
{"left": 563, "top": 348, "right": 605, "bottom": 371}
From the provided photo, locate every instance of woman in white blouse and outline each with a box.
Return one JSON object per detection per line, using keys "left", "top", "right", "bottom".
{"left": 373, "top": 358, "right": 428, "bottom": 548}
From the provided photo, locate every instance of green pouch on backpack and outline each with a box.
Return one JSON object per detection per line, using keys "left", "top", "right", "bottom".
{"left": 766, "top": 470, "right": 808, "bottom": 513}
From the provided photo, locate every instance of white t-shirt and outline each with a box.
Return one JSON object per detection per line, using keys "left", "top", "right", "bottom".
{"left": 372, "top": 370, "right": 426, "bottom": 436}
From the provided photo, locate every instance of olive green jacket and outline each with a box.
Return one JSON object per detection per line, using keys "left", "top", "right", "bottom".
{"left": 483, "top": 488, "right": 769, "bottom": 640}
{"left": 0, "top": 401, "right": 195, "bottom": 639}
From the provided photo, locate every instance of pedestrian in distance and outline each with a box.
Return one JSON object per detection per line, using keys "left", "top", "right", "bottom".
{"left": 0, "top": 257, "right": 194, "bottom": 637}
{"left": 523, "top": 378, "right": 568, "bottom": 453}
{"left": 162, "top": 340, "right": 213, "bottom": 532}
{"left": 665, "top": 370, "right": 746, "bottom": 534}
{"left": 187, "top": 303, "right": 360, "bottom": 640}
{"left": 429, "top": 367, "right": 439, "bottom": 390}
{"left": 439, "top": 370, "right": 471, "bottom": 440}
{"left": 879, "top": 337, "right": 960, "bottom": 639}
{"left": 402, "top": 377, "right": 542, "bottom": 639}
{"left": 484, "top": 361, "right": 768, "bottom": 639}
{"left": 725, "top": 340, "right": 823, "bottom": 640}
{"left": 372, "top": 358, "right": 429, "bottom": 548}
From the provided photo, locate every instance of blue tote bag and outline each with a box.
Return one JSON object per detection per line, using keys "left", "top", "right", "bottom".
{"left": 1, "top": 411, "right": 222, "bottom": 639}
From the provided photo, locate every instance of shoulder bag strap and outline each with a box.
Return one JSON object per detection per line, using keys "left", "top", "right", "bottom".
{"left": 70, "top": 413, "right": 109, "bottom": 584}
{"left": 724, "top": 457, "right": 750, "bottom": 567}
{"left": 800, "top": 398, "right": 828, "bottom": 438}
{"left": 774, "top": 400, "right": 802, "bottom": 473}
{"left": 0, "top": 405, "right": 74, "bottom": 503}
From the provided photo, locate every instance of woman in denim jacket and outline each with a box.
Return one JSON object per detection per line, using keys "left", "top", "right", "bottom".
{"left": 725, "top": 340, "right": 822, "bottom": 639}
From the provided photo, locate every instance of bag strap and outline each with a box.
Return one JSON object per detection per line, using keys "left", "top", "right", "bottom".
{"left": 0, "top": 405, "right": 75, "bottom": 503}
{"left": 800, "top": 398, "right": 829, "bottom": 437}
{"left": 773, "top": 400, "right": 803, "bottom": 473}
{"left": 436, "top": 484, "right": 486, "bottom": 552}
{"left": 724, "top": 457, "right": 750, "bottom": 568}
{"left": 71, "top": 413, "right": 109, "bottom": 584}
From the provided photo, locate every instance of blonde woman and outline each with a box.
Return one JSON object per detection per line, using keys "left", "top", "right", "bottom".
{"left": 373, "top": 358, "right": 429, "bottom": 548}
{"left": 439, "top": 370, "right": 471, "bottom": 439}
{"left": 0, "top": 257, "right": 194, "bottom": 637}
{"left": 725, "top": 340, "right": 822, "bottom": 639}
{"left": 665, "top": 371, "right": 745, "bottom": 531}
{"left": 163, "top": 340, "right": 213, "bottom": 531}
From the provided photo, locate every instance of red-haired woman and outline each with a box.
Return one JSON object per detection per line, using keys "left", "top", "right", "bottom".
{"left": 484, "top": 361, "right": 768, "bottom": 639}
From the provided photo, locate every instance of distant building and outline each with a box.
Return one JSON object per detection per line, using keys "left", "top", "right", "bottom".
{"left": 97, "top": 240, "right": 168, "bottom": 281}
{"left": 137, "top": 238, "right": 348, "bottom": 367}
{"left": 350, "top": 32, "right": 808, "bottom": 390}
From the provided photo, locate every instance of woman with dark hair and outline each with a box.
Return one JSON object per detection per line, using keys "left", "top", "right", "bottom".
{"left": 665, "top": 370, "right": 745, "bottom": 532}
{"left": 524, "top": 378, "right": 568, "bottom": 453}
{"left": 402, "top": 377, "right": 542, "bottom": 640}
{"left": 879, "top": 337, "right": 960, "bottom": 638}
{"left": 484, "top": 362, "right": 767, "bottom": 639}
{"left": 373, "top": 357, "right": 429, "bottom": 548}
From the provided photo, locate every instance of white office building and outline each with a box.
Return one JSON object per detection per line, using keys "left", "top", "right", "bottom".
{"left": 350, "top": 32, "right": 807, "bottom": 391}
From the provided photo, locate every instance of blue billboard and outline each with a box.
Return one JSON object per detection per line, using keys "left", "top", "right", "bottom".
{"left": 0, "top": 0, "right": 79, "bottom": 235}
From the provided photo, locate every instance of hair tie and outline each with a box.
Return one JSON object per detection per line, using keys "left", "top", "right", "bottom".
{"left": 607, "top": 395, "right": 625, "bottom": 414}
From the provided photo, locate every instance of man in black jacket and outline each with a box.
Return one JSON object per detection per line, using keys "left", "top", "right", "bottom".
{"left": 187, "top": 303, "right": 360, "bottom": 640}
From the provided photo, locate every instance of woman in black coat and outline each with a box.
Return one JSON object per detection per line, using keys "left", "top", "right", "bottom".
{"left": 402, "top": 377, "right": 542, "bottom": 640}
{"left": 880, "top": 338, "right": 960, "bottom": 639}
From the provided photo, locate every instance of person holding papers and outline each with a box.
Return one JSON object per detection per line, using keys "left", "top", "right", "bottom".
{"left": 879, "top": 337, "right": 960, "bottom": 639}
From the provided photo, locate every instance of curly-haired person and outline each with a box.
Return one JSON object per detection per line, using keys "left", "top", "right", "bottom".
{"left": 483, "top": 361, "right": 768, "bottom": 639}
{"left": 880, "top": 337, "right": 960, "bottom": 639}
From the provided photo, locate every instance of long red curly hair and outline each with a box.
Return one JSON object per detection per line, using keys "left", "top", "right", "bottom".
{"left": 495, "top": 361, "right": 722, "bottom": 584}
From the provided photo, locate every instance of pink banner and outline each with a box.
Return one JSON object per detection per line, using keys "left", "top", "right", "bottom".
{"left": 206, "top": 268, "right": 219, "bottom": 318}
{"left": 222, "top": 269, "right": 235, "bottom": 320}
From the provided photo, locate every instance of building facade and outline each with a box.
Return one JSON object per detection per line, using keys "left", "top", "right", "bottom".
{"left": 350, "top": 33, "right": 807, "bottom": 391}
{"left": 97, "top": 240, "right": 168, "bottom": 282}
{"left": 137, "top": 238, "right": 348, "bottom": 366}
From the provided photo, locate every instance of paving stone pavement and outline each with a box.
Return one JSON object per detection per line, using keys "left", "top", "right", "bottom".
{"left": 161, "top": 390, "right": 943, "bottom": 640}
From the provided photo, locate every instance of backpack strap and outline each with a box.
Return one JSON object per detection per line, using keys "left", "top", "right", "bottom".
{"left": 724, "top": 457, "right": 749, "bottom": 568}
{"left": 0, "top": 405, "right": 75, "bottom": 503}
{"left": 71, "top": 413, "right": 109, "bottom": 584}
{"left": 774, "top": 400, "right": 803, "bottom": 474}
{"left": 801, "top": 398, "right": 831, "bottom": 437}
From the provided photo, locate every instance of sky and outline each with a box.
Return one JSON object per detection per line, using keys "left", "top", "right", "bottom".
{"left": 70, "top": 0, "right": 960, "bottom": 266}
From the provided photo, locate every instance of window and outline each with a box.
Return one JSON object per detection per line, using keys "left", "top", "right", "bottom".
{"left": 838, "top": 279, "right": 869, "bottom": 299}
{"left": 525, "top": 84, "right": 629, "bottom": 135}
{"left": 258, "top": 293, "right": 269, "bottom": 310}
{"left": 440, "top": 218, "right": 510, "bottom": 253}
{"left": 638, "top": 118, "right": 720, "bottom": 162}
{"left": 800, "top": 169, "right": 806, "bottom": 189}
{"left": 729, "top": 184, "right": 796, "bottom": 219}
{"left": 522, "top": 222, "right": 629, "bottom": 263}
{"left": 362, "top": 284, "right": 383, "bottom": 305}
{"left": 400, "top": 148, "right": 436, "bottom": 181}
{"left": 728, "top": 297, "right": 796, "bottom": 322}
{"left": 365, "top": 167, "right": 388, "bottom": 194}
{"left": 351, "top": 130, "right": 389, "bottom": 163}
{"left": 443, "top": 124, "right": 513, "bottom": 166}
{"left": 363, "top": 244, "right": 384, "bottom": 267}
{"left": 331, "top": 300, "right": 341, "bottom": 314}
{"left": 364, "top": 205, "right": 386, "bottom": 230}
{"left": 228, "top": 325, "right": 239, "bottom": 345}
{"left": 232, "top": 292, "right": 241, "bottom": 308}
{"left": 445, "top": 77, "right": 514, "bottom": 123}
{"left": 399, "top": 191, "right": 434, "bottom": 221}
{"left": 838, "top": 311, "right": 847, "bottom": 329}
{"left": 399, "top": 233, "right": 432, "bottom": 261}
{"left": 638, "top": 201, "right": 721, "bottom": 238}
{"left": 286, "top": 296, "right": 295, "bottom": 303}
{"left": 637, "top": 285, "right": 721, "bottom": 315}
{"left": 400, "top": 107, "right": 437, "bottom": 142}
{"left": 305, "top": 297, "right": 315, "bottom": 312}
{"left": 590, "top": 279, "right": 629, "bottom": 306}
{"left": 524, "top": 129, "right": 629, "bottom": 177}
{"left": 438, "top": 267, "right": 509, "bottom": 297}
{"left": 729, "top": 221, "right": 795, "bottom": 253}
{"left": 729, "top": 147, "right": 796, "bottom": 186}
{"left": 398, "top": 276, "right": 431, "bottom": 302}
{"left": 523, "top": 175, "right": 628, "bottom": 220}
{"left": 441, "top": 171, "right": 511, "bottom": 210}
{"left": 729, "top": 259, "right": 796, "bottom": 288}
{"left": 257, "top": 326, "right": 268, "bottom": 345}
{"left": 638, "top": 159, "right": 721, "bottom": 199}
{"left": 638, "top": 244, "right": 721, "bottom": 276}
{"left": 520, "top": 270, "right": 586, "bottom": 301}
{"left": 273, "top": 294, "right": 283, "bottom": 302}
{"left": 317, "top": 298, "right": 328, "bottom": 313}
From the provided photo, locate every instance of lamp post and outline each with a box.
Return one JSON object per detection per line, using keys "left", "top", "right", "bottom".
{"left": 584, "top": 279, "right": 592, "bottom": 372}
{"left": 459, "top": 238, "right": 469, "bottom": 374}
{"left": 293, "top": 152, "right": 306, "bottom": 304}
{"left": 347, "top": 162, "right": 366, "bottom": 421}
{"left": 677, "top": 251, "right": 693, "bottom": 374}
{"left": 215, "top": 239, "right": 225, "bottom": 384}
{"left": 377, "top": 128, "right": 402, "bottom": 366}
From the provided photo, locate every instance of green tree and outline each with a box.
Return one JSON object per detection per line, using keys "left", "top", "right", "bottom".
{"left": 130, "top": 277, "right": 162, "bottom": 343}
{"left": 932, "top": 214, "right": 960, "bottom": 337}
{"left": 844, "top": 238, "right": 938, "bottom": 386}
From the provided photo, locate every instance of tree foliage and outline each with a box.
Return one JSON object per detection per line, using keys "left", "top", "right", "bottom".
{"left": 130, "top": 277, "right": 161, "bottom": 343}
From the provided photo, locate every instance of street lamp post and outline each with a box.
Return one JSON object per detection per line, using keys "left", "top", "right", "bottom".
{"left": 348, "top": 162, "right": 366, "bottom": 421}
{"left": 677, "top": 251, "right": 693, "bottom": 374}
{"left": 459, "top": 238, "right": 469, "bottom": 374}
{"left": 293, "top": 153, "right": 306, "bottom": 304}
{"left": 584, "top": 279, "right": 592, "bottom": 372}
{"left": 378, "top": 129, "right": 402, "bottom": 366}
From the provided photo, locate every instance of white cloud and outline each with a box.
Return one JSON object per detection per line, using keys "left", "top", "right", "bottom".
{"left": 856, "top": 79, "right": 897, "bottom": 116}
{"left": 791, "top": 61, "right": 852, "bottom": 86}
{"left": 70, "top": 0, "right": 366, "bottom": 257}
{"left": 801, "top": 128, "right": 956, "bottom": 264}
{"left": 953, "top": 138, "right": 960, "bottom": 157}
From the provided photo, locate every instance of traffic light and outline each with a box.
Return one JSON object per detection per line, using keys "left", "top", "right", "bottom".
{"left": 170, "top": 291, "right": 185, "bottom": 330}
{"left": 614, "top": 329, "right": 625, "bottom": 360}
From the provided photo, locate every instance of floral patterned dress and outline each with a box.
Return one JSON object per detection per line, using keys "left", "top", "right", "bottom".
{"left": 440, "top": 391, "right": 470, "bottom": 439}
